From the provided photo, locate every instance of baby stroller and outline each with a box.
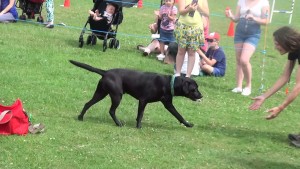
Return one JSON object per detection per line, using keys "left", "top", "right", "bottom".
{"left": 78, "top": 0, "right": 138, "bottom": 52}
{"left": 17, "top": 0, "right": 45, "bottom": 22}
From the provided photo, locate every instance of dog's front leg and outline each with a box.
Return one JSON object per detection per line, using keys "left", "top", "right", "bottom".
{"left": 161, "top": 101, "right": 193, "bottom": 127}
{"left": 136, "top": 101, "right": 147, "bottom": 128}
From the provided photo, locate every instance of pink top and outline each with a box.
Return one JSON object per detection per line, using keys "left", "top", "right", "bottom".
{"left": 159, "top": 5, "right": 178, "bottom": 30}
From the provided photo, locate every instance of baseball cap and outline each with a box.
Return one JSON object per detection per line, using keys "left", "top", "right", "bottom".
{"left": 206, "top": 32, "right": 220, "bottom": 41}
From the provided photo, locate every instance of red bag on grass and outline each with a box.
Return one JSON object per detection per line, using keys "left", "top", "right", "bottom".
{"left": 0, "top": 99, "right": 29, "bottom": 135}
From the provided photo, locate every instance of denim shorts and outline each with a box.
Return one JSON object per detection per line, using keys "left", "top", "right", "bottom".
{"left": 234, "top": 18, "right": 261, "bottom": 47}
{"left": 212, "top": 68, "right": 223, "bottom": 77}
{"left": 158, "top": 28, "right": 175, "bottom": 44}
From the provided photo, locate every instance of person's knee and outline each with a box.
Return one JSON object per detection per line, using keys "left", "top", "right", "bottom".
{"left": 240, "top": 59, "right": 251, "bottom": 67}
{"left": 201, "top": 65, "right": 213, "bottom": 74}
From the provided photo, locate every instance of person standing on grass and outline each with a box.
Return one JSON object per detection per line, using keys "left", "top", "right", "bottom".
{"left": 225, "top": 0, "right": 269, "bottom": 96}
{"left": 44, "top": 0, "right": 54, "bottom": 28}
{"left": 249, "top": 26, "right": 300, "bottom": 148}
{"left": 0, "top": 0, "right": 18, "bottom": 22}
{"left": 155, "top": 0, "right": 177, "bottom": 61}
{"left": 174, "top": 0, "right": 209, "bottom": 78}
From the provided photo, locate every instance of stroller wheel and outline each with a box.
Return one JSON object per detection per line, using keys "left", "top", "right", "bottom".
{"left": 91, "top": 35, "right": 97, "bottom": 45}
{"left": 103, "top": 39, "right": 107, "bottom": 52}
{"left": 87, "top": 35, "right": 92, "bottom": 45}
{"left": 19, "top": 14, "right": 26, "bottom": 20}
{"left": 79, "top": 36, "right": 84, "bottom": 48}
{"left": 109, "top": 39, "right": 115, "bottom": 49}
{"left": 37, "top": 16, "right": 43, "bottom": 23}
{"left": 114, "top": 40, "right": 120, "bottom": 49}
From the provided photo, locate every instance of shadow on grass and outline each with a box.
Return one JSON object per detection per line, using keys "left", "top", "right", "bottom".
{"left": 77, "top": 113, "right": 196, "bottom": 131}
{"left": 228, "top": 156, "right": 300, "bottom": 169}
{"left": 196, "top": 123, "right": 288, "bottom": 144}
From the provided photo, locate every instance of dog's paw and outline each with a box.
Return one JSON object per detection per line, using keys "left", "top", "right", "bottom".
{"left": 183, "top": 121, "right": 194, "bottom": 128}
{"left": 78, "top": 115, "right": 83, "bottom": 121}
{"left": 116, "top": 121, "right": 124, "bottom": 127}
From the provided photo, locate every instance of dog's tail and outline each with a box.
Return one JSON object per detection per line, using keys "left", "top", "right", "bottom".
{"left": 69, "top": 60, "right": 106, "bottom": 76}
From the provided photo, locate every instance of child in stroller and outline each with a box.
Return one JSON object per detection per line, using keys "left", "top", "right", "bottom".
{"left": 89, "top": 3, "right": 115, "bottom": 23}
{"left": 79, "top": 0, "right": 124, "bottom": 52}
{"left": 17, "top": 0, "right": 44, "bottom": 22}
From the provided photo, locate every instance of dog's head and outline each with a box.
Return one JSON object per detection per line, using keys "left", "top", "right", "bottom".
{"left": 174, "top": 76, "right": 202, "bottom": 101}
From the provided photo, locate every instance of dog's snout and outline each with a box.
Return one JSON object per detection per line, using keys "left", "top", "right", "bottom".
{"left": 196, "top": 99, "right": 202, "bottom": 102}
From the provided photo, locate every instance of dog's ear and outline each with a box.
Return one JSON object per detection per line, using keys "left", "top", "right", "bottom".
{"left": 182, "top": 81, "right": 190, "bottom": 94}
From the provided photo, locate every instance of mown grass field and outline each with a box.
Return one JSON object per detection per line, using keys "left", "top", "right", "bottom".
{"left": 1, "top": 0, "right": 300, "bottom": 168}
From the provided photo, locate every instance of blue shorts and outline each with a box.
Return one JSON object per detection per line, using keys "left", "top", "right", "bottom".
{"left": 212, "top": 68, "right": 223, "bottom": 77}
{"left": 158, "top": 28, "right": 175, "bottom": 44}
{"left": 234, "top": 18, "right": 261, "bottom": 47}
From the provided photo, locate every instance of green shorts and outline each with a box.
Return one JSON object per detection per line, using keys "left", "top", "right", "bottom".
{"left": 174, "top": 21, "right": 204, "bottom": 50}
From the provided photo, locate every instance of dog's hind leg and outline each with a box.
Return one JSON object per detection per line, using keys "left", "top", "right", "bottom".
{"left": 78, "top": 90, "right": 108, "bottom": 121}
{"left": 109, "top": 94, "right": 123, "bottom": 127}
{"left": 136, "top": 101, "right": 147, "bottom": 128}
{"left": 161, "top": 101, "right": 194, "bottom": 127}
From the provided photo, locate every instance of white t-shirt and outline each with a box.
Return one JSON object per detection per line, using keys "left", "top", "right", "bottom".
{"left": 180, "top": 53, "right": 200, "bottom": 76}
{"left": 238, "top": 0, "right": 269, "bottom": 18}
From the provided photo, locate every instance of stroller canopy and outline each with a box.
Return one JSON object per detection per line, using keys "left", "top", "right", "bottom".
{"left": 106, "top": 0, "right": 139, "bottom": 8}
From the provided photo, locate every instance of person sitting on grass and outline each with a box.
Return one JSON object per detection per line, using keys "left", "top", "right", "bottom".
{"left": 0, "top": 0, "right": 18, "bottom": 23}
{"left": 196, "top": 32, "right": 226, "bottom": 77}
{"left": 136, "top": 16, "right": 162, "bottom": 56}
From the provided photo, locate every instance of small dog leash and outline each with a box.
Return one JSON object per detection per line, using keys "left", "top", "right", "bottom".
{"left": 171, "top": 75, "right": 176, "bottom": 96}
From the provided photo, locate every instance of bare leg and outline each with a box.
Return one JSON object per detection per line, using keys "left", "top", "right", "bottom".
{"left": 159, "top": 41, "right": 165, "bottom": 54}
{"left": 240, "top": 43, "right": 256, "bottom": 89}
{"left": 235, "top": 43, "right": 244, "bottom": 89}
{"left": 175, "top": 46, "right": 187, "bottom": 76}
{"left": 186, "top": 48, "right": 196, "bottom": 77}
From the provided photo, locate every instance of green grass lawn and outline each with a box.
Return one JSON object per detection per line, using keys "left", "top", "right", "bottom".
{"left": 1, "top": 0, "right": 300, "bottom": 168}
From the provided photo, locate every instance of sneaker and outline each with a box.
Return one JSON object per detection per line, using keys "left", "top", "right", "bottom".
{"left": 288, "top": 134, "right": 300, "bottom": 141}
{"left": 231, "top": 87, "right": 242, "bottom": 93}
{"left": 291, "top": 140, "right": 300, "bottom": 148}
{"left": 45, "top": 24, "right": 54, "bottom": 29}
{"left": 241, "top": 87, "right": 251, "bottom": 96}
{"left": 143, "top": 48, "right": 150, "bottom": 56}
{"left": 157, "top": 54, "right": 165, "bottom": 61}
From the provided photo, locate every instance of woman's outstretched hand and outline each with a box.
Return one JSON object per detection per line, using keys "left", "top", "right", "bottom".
{"left": 249, "top": 95, "right": 265, "bottom": 110}
{"left": 265, "top": 107, "right": 282, "bottom": 120}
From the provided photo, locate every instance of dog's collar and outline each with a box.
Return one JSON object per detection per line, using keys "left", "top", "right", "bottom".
{"left": 171, "top": 75, "right": 176, "bottom": 96}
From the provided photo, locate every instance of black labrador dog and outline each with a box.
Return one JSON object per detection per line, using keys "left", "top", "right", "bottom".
{"left": 70, "top": 60, "right": 202, "bottom": 128}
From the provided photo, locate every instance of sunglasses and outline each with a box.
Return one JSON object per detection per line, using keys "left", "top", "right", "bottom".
{"left": 206, "top": 39, "right": 216, "bottom": 43}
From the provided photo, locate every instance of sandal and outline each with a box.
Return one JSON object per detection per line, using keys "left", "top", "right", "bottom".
{"left": 29, "top": 123, "right": 45, "bottom": 134}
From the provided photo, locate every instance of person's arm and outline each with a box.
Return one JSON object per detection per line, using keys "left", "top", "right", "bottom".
{"left": 178, "top": 0, "right": 196, "bottom": 16}
{"left": 196, "top": 48, "right": 216, "bottom": 66}
{"left": 246, "top": 6, "right": 270, "bottom": 25}
{"left": 226, "top": 5, "right": 241, "bottom": 23}
{"left": 274, "top": 64, "right": 300, "bottom": 109}
{"left": 197, "top": 0, "right": 209, "bottom": 17}
{"left": 263, "top": 60, "right": 295, "bottom": 99}
{"left": 167, "top": 7, "right": 177, "bottom": 22}
{"left": 0, "top": 0, "right": 15, "bottom": 15}
{"left": 249, "top": 60, "right": 295, "bottom": 110}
